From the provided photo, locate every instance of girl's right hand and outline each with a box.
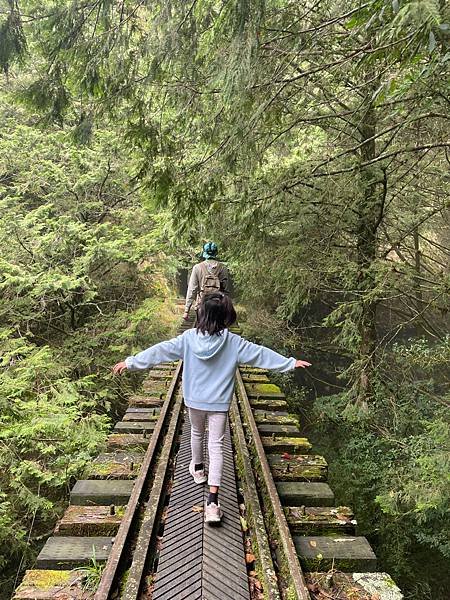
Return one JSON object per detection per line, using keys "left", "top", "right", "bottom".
{"left": 113, "top": 361, "right": 127, "bottom": 375}
{"left": 295, "top": 360, "right": 311, "bottom": 368}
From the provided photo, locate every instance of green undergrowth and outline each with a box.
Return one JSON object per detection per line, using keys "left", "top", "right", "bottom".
{"left": 277, "top": 339, "right": 449, "bottom": 600}
{"left": 239, "top": 308, "right": 449, "bottom": 599}
{"left": 0, "top": 96, "right": 181, "bottom": 595}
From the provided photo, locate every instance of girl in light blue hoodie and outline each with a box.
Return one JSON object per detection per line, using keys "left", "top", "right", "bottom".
{"left": 113, "top": 293, "right": 311, "bottom": 523}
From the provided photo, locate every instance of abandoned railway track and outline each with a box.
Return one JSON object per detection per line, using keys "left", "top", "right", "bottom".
{"left": 13, "top": 303, "right": 403, "bottom": 600}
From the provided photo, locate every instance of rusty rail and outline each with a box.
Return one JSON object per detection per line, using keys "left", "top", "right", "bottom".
{"left": 94, "top": 360, "right": 183, "bottom": 600}
{"left": 235, "top": 368, "right": 311, "bottom": 600}
{"left": 230, "top": 397, "right": 282, "bottom": 600}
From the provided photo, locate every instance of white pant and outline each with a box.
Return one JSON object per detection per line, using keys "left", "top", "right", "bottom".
{"left": 188, "top": 407, "right": 228, "bottom": 487}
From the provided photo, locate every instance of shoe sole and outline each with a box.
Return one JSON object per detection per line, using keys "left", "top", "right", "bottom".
{"left": 193, "top": 477, "right": 207, "bottom": 484}
{"left": 205, "top": 511, "right": 223, "bottom": 524}
{"left": 189, "top": 465, "right": 207, "bottom": 484}
{"left": 205, "top": 516, "right": 223, "bottom": 524}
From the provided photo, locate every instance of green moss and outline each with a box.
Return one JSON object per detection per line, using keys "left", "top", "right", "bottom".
{"left": 385, "top": 575, "right": 397, "bottom": 588}
{"left": 250, "top": 399, "right": 287, "bottom": 410}
{"left": 107, "top": 434, "right": 148, "bottom": 450}
{"left": 93, "top": 462, "right": 115, "bottom": 474}
{"left": 239, "top": 366, "right": 268, "bottom": 374}
{"left": 142, "top": 382, "right": 167, "bottom": 395}
{"left": 250, "top": 383, "right": 282, "bottom": 394}
{"left": 86, "top": 460, "right": 140, "bottom": 479}
{"left": 285, "top": 586, "right": 298, "bottom": 600}
{"left": 254, "top": 414, "right": 298, "bottom": 425}
{"left": 22, "top": 570, "right": 76, "bottom": 590}
{"left": 242, "top": 374, "right": 270, "bottom": 382}
{"left": 262, "top": 436, "right": 311, "bottom": 449}
{"left": 271, "top": 464, "right": 326, "bottom": 481}
{"left": 87, "top": 461, "right": 119, "bottom": 476}
{"left": 118, "top": 568, "right": 130, "bottom": 594}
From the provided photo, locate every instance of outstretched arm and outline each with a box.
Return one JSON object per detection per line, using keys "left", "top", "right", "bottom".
{"left": 113, "top": 335, "right": 184, "bottom": 374}
{"left": 237, "top": 337, "right": 311, "bottom": 372}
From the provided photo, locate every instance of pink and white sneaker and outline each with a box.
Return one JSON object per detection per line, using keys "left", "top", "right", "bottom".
{"left": 205, "top": 502, "right": 223, "bottom": 524}
{"left": 189, "top": 461, "right": 207, "bottom": 484}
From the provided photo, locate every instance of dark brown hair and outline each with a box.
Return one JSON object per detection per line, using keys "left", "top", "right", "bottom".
{"left": 196, "top": 293, "right": 237, "bottom": 336}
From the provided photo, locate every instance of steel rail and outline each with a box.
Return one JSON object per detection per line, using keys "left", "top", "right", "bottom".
{"left": 230, "top": 396, "right": 282, "bottom": 600}
{"left": 94, "top": 360, "right": 183, "bottom": 600}
{"left": 123, "top": 389, "right": 184, "bottom": 599}
{"left": 235, "top": 368, "right": 311, "bottom": 600}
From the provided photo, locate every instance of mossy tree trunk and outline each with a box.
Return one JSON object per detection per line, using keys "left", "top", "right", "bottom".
{"left": 355, "top": 93, "right": 384, "bottom": 406}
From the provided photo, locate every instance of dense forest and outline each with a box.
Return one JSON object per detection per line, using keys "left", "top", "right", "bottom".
{"left": 0, "top": 1, "right": 449, "bottom": 599}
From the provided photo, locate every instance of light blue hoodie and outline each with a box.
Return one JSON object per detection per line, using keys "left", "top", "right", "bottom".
{"left": 125, "top": 329, "right": 296, "bottom": 412}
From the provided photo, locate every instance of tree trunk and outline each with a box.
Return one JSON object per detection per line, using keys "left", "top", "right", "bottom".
{"left": 355, "top": 99, "right": 383, "bottom": 406}
{"left": 413, "top": 225, "right": 423, "bottom": 309}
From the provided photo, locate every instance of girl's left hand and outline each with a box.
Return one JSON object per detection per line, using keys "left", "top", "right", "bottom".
{"left": 295, "top": 360, "right": 311, "bottom": 368}
{"left": 113, "top": 361, "right": 127, "bottom": 375}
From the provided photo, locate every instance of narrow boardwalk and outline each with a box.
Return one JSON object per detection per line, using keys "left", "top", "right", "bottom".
{"left": 152, "top": 413, "right": 249, "bottom": 600}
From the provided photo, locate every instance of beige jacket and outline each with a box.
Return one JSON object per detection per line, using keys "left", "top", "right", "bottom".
{"left": 185, "top": 260, "right": 230, "bottom": 312}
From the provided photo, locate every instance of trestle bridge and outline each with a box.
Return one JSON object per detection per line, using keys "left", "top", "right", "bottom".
{"left": 13, "top": 302, "right": 403, "bottom": 600}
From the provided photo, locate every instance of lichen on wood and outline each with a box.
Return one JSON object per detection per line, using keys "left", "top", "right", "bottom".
{"left": 268, "top": 454, "right": 328, "bottom": 481}
{"left": 284, "top": 506, "right": 356, "bottom": 535}
{"left": 107, "top": 434, "right": 150, "bottom": 450}
{"left": 246, "top": 383, "right": 283, "bottom": 395}
{"left": 254, "top": 414, "right": 298, "bottom": 426}
{"left": 85, "top": 460, "right": 140, "bottom": 479}
{"left": 250, "top": 399, "right": 288, "bottom": 411}
{"left": 55, "top": 505, "right": 124, "bottom": 536}
{"left": 129, "top": 394, "right": 164, "bottom": 406}
{"left": 261, "top": 436, "right": 312, "bottom": 454}
{"left": 13, "top": 569, "right": 90, "bottom": 599}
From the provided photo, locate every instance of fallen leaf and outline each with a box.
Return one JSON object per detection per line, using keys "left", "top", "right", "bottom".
{"left": 282, "top": 452, "right": 292, "bottom": 460}
{"left": 240, "top": 516, "right": 248, "bottom": 531}
{"left": 336, "top": 513, "right": 350, "bottom": 522}
{"left": 160, "top": 508, "right": 168, "bottom": 523}
{"left": 192, "top": 505, "right": 203, "bottom": 513}
{"left": 245, "top": 553, "right": 256, "bottom": 564}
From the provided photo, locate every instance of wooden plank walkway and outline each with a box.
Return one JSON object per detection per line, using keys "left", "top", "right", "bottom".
{"left": 152, "top": 410, "right": 249, "bottom": 600}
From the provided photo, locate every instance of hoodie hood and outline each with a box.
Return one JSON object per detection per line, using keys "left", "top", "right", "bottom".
{"left": 189, "top": 329, "right": 228, "bottom": 360}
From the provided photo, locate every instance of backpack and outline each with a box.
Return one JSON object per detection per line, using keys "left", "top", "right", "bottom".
{"left": 197, "top": 261, "right": 222, "bottom": 304}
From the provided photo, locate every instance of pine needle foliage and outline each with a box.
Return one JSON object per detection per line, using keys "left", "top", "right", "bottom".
{"left": 0, "top": 0, "right": 27, "bottom": 75}
{"left": 0, "top": 92, "right": 180, "bottom": 588}
{"left": 1, "top": 1, "right": 449, "bottom": 597}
